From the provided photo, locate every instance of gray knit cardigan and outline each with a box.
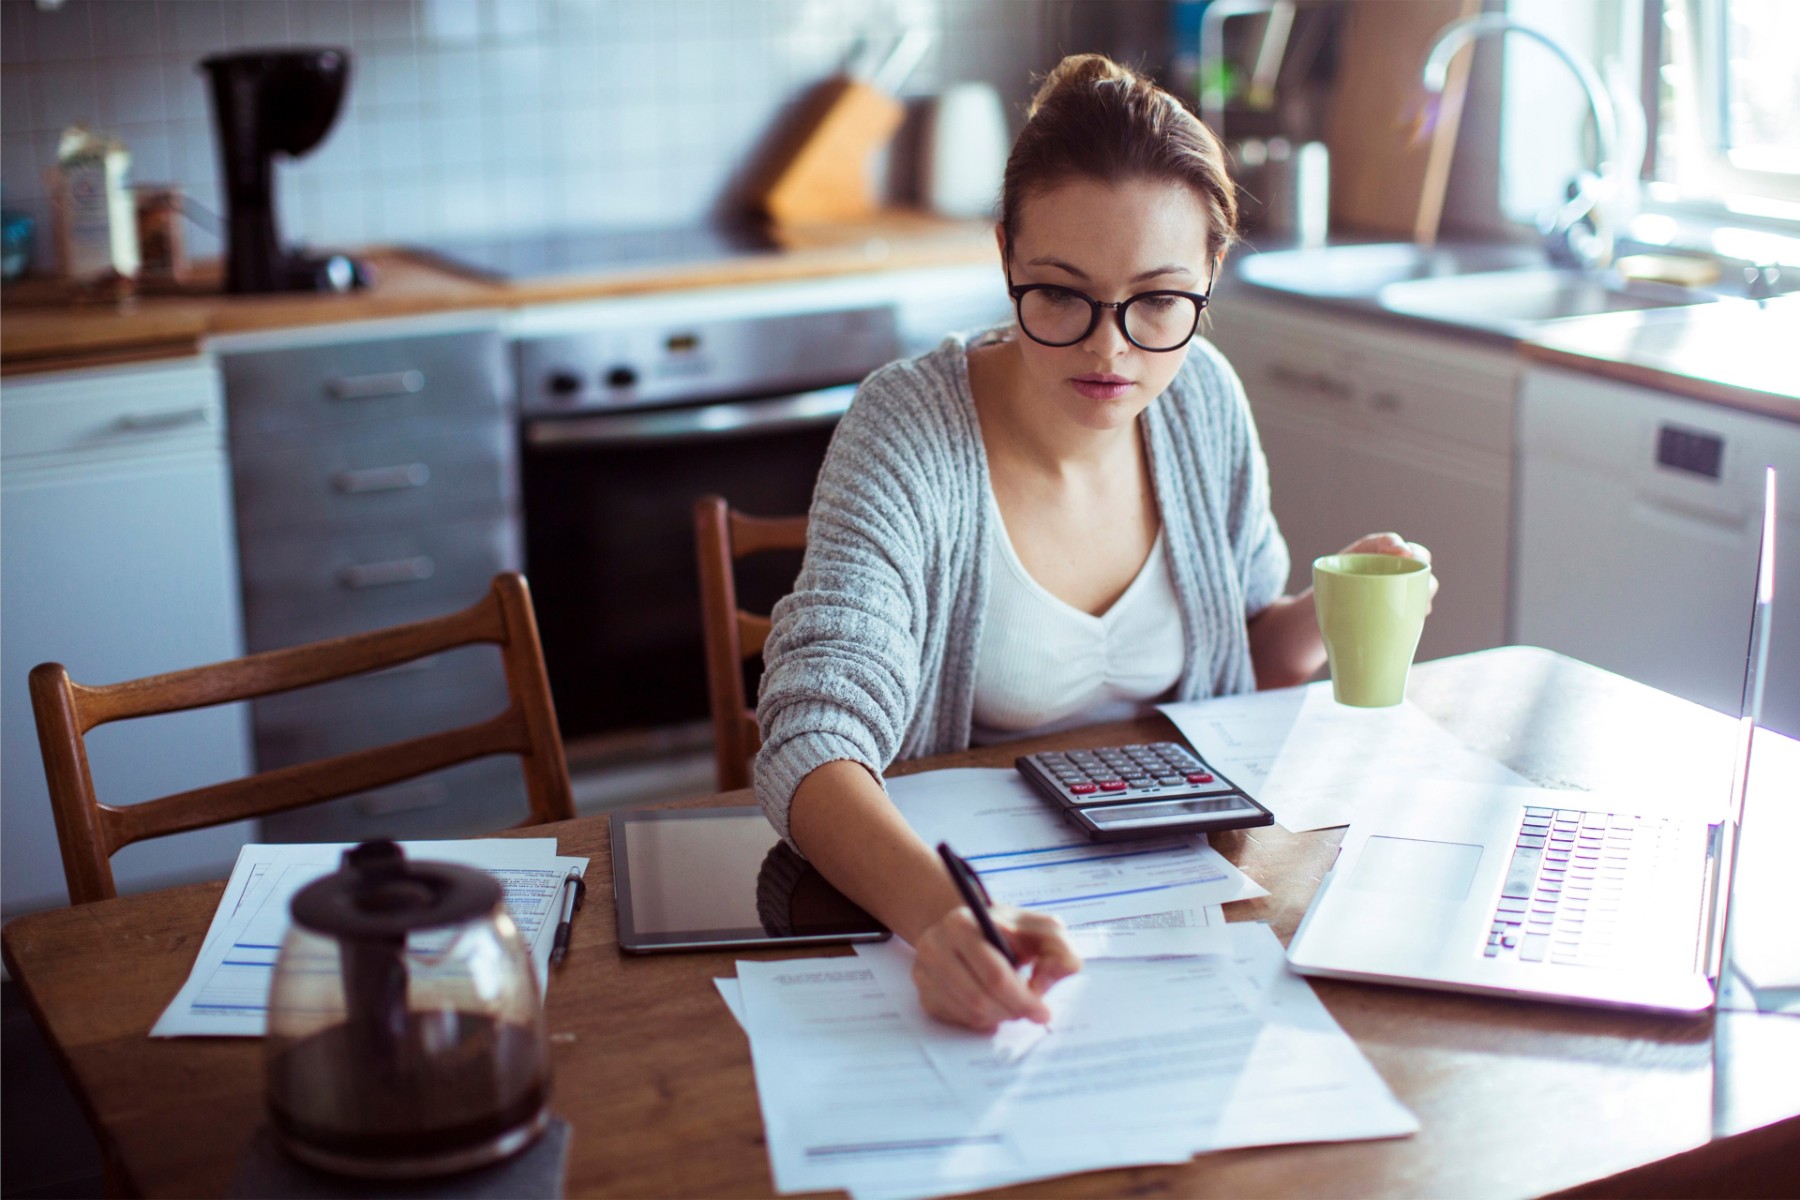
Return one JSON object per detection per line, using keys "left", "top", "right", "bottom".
{"left": 753, "top": 330, "right": 1290, "bottom": 842}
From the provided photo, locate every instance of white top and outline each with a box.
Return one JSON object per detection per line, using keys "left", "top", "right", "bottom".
{"left": 970, "top": 493, "right": 1186, "bottom": 745}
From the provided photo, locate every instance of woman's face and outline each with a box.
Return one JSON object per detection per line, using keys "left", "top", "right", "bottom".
{"left": 1002, "top": 176, "right": 1216, "bottom": 434}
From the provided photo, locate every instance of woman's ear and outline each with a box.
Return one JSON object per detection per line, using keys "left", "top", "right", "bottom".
{"left": 994, "top": 224, "right": 1007, "bottom": 264}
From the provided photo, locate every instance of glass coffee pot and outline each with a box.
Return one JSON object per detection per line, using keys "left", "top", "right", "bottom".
{"left": 264, "top": 841, "right": 550, "bottom": 1178}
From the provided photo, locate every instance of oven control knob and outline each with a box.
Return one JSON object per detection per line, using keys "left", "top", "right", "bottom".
{"left": 605, "top": 366, "right": 638, "bottom": 389}
{"left": 546, "top": 370, "right": 583, "bottom": 399}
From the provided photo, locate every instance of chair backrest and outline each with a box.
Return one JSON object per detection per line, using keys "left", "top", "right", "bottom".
{"left": 693, "top": 495, "right": 809, "bottom": 791}
{"left": 29, "top": 572, "right": 574, "bottom": 905}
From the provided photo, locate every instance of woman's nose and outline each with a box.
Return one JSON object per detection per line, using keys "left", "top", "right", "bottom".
{"left": 1081, "top": 305, "right": 1132, "bottom": 356}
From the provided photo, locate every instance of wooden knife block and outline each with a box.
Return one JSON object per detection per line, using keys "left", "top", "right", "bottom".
{"left": 755, "top": 75, "right": 905, "bottom": 225}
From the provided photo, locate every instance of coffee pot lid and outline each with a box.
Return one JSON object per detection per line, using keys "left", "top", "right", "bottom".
{"left": 290, "top": 840, "right": 502, "bottom": 941}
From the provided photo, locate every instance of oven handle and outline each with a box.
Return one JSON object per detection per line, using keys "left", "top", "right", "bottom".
{"left": 523, "top": 383, "right": 857, "bottom": 447}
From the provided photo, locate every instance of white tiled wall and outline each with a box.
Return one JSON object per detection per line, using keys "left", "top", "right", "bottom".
{"left": 0, "top": 0, "right": 1111, "bottom": 272}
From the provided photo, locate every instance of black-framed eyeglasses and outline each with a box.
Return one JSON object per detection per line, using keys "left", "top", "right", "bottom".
{"left": 1005, "top": 263, "right": 1214, "bottom": 353}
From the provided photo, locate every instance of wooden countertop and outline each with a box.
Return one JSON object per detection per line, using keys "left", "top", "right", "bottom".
{"left": 0, "top": 210, "right": 995, "bottom": 375}
{"left": 1519, "top": 296, "right": 1800, "bottom": 422}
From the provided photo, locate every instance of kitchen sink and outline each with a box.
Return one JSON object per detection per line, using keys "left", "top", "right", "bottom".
{"left": 1233, "top": 242, "right": 1722, "bottom": 338}
{"left": 1235, "top": 241, "right": 1547, "bottom": 298}
{"left": 1377, "top": 268, "right": 1712, "bottom": 336}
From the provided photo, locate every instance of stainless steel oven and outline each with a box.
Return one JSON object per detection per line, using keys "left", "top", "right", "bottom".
{"left": 517, "top": 306, "right": 903, "bottom": 751}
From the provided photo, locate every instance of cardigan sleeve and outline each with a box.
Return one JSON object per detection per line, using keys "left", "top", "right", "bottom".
{"left": 752, "top": 358, "right": 942, "bottom": 844}
{"left": 1190, "top": 338, "right": 1291, "bottom": 617}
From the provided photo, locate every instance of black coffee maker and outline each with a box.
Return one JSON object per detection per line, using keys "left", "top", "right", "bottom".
{"left": 200, "top": 49, "right": 371, "bottom": 294}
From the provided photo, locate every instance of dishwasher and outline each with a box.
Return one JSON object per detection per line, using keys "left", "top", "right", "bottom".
{"left": 1512, "top": 365, "right": 1800, "bottom": 737}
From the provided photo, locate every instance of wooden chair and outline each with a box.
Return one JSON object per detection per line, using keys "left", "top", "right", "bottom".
{"left": 693, "top": 495, "right": 809, "bottom": 791}
{"left": 29, "top": 572, "right": 574, "bottom": 906}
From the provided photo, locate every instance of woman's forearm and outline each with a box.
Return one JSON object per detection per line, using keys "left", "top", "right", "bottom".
{"left": 1247, "top": 591, "right": 1327, "bottom": 690}
{"left": 786, "top": 759, "right": 965, "bottom": 943}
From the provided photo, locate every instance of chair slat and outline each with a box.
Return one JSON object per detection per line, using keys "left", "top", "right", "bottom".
{"left": 104, "top": 709, "right": 528, "bottom": 852}
{"left": 739, "top": 613, "right": 774, "bottom": 659}
{"left": 730, "top": 512, "right": 809, "bottom": 558}
{"left": 75, "top": 600, "right": 500, "bottom": 731}
{"left": 29, "top": 573, "right": 574, "bottom": 905}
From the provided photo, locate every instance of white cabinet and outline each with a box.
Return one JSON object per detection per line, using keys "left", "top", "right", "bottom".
{"left": 1206, "top": 297, "right": 1519, "bottom": 662}
{"left": 1, "top": 358, "right": 253, "bottom": 921}
{"left": 1514, "top": 366, "right": 1800, "bottom": 736}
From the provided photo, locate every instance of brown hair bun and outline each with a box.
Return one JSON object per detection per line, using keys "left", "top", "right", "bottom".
{"left": 1001, "top": 53, "right": 1237, "bottom": 260}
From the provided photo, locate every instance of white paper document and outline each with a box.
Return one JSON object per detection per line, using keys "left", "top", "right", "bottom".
{"left": 734, "top": 958, "right": 1038, "bottom": 1197}
{"left": 724, "top": 921, "right": 1415, "bottom": 1199}
{"left": 152, "top": 839, "right": 586, "bottom": 1037}
{"left": 884, "top": 768, "right": 1267, "bottom": 922}
{"left": 1160, "top": 683, "right": 1530, "bottom": 831}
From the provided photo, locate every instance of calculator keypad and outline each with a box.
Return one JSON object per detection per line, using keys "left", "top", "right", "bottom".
{"left": 1027, "top": 743, "right": 1238, "bottom": 807}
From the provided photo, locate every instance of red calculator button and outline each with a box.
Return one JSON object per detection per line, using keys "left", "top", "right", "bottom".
{"left": 1069, "top": 782, "right": 1098, "bottom": 795}
{"left": 1099, "top": 780, "right": 1128, "bottom": 792}
{"left": 1186, "top": 772, "right": 1215, "bottom": 784}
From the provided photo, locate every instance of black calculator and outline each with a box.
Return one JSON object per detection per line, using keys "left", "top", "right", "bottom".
{"left": 1015, "top": 742, "right": 1274, "bottom": 842}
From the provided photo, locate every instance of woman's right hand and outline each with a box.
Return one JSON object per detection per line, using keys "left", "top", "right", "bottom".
{"left": 910, "top": 904, "right": 1083, "bottom": 1032}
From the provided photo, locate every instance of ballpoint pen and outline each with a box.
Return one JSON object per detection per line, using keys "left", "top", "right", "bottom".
{"left": 937, "top": 841, "right": 1018, "bottom": 968}
{"left": 550, "top": 868, "right": 586, "bottom": 967}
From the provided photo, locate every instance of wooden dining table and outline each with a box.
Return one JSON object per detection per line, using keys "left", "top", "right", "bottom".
{"left": 5, "top": 646, "right": 1798, "bottom": 1198}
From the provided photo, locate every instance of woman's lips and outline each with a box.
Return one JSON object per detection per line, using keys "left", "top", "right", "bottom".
{"left": 1070, "top": 374, "right": 1132, "bottom": 401}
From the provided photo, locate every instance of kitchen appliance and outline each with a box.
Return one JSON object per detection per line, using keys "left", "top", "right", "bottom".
{"left": 921, "top": 83, "right": 1009, "bottom": 220}
{"left": 265, "top": 840, "right": 550, "bottom": 1178}
{"left": 200, "top": 49, "right": 370, "bottom": 294}
{"left": 518, "top": 303, "right": 903, "bottom": 748}
{"left": 413, "top": 221, "right": 778, "bottom": 281}
{"left": 1513, "top": 366, "right": 1800, "bottom": 739}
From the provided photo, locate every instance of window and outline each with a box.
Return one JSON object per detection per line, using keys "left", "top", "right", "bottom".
{"left": 1645, "top": 0, "right": 1800, "bottom": 220}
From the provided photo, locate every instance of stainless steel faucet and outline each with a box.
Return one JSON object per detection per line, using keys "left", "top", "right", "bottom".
{"left": 1421, "top": 15, "right": 1621, "bottom": 270}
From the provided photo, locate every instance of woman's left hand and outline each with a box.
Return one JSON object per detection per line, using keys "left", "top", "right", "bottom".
{"left": 1337, "top": 532, "right": 1440, "bottom": 609}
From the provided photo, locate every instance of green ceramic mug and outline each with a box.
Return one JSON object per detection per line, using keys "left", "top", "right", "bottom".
{"left": 1312, "top": 553, "right": 1433, "bottom": 707}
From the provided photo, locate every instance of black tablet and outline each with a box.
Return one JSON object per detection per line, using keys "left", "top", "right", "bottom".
{"left": 610, "top": 807, "right": 890, "bottom": 953}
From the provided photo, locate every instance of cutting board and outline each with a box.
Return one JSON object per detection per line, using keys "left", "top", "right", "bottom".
{"left": 1324, "top": 0, "right": 1480, "bottom": 239}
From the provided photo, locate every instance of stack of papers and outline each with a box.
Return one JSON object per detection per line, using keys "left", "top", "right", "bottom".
{"left": 718, "top": 923, "right": 1417, "bottom": 1198}
{"left": 712, "top": 765, "right": 1413, "bottom": 1197}
{"left": 884, "top": 768, "right": 1265, "bottom": 927}
{"left": 153, "top": 839, "right": 587, "bottom": 1038}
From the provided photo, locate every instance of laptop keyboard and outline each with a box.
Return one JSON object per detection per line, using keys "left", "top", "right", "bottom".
{"left": 1485, "top": 806, "right": 1675, "bottom": 967}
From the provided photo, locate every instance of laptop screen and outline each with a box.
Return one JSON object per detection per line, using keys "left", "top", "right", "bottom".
{"left": 1703, "top": 466, "right": 1777, "bottom": 988}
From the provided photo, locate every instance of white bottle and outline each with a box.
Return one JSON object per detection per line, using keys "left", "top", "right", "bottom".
{"left": 922, "top": 83, "right": 1010, "bottom": 221}
{"left": 50, "top": 126, "right": 140, "bottom": 288}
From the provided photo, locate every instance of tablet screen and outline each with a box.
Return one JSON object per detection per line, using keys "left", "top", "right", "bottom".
{"left": 610, "top": 807, "right": 888, "bottom": 953}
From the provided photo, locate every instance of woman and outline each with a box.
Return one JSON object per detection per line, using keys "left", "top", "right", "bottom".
{"left": 754, "top": 54, "right": 1431, "bottom": 1031}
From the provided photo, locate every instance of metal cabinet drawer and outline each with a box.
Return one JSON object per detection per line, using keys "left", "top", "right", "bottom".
{"left": 231, "top": 415, "right": 516, "bottom": 537}
{"left": 259, "top": 754, "right": 528, "bottom": 844}
{"left": 251, "top": 641, "right": 509, "bottom": 734}
{"left": 223, "top": 330, "right": 509, "bottom": 447}
{"left": 239, "top": 515, "right": 520, "bottom": 652}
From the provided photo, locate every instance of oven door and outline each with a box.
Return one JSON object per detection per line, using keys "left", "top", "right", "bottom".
{"left": 522, "top": 384, "right": 852, "bottom": 749}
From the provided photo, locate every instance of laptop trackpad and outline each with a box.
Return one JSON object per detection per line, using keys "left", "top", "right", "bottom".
{"left": 1347, "top": 836, "right": 1483, "bottom": 901}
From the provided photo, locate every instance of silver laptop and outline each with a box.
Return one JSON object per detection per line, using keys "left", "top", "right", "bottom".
{"left": 1288, "top": 468, "right": 1777, "bottom": 1013}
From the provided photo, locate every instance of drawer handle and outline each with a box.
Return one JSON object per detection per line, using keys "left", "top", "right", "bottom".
{"left": 338, "top": 556, "right": 436, "bottom": 589}
{"left": 1267, "top": 364, "right": 1354, "bottom": 402}
{"left": 331, "top": 462, "right": 431, "bottom": 494}
{"left": 113, "top": 406, "right": 214, "bottom": 432}
{"left": 327, "top": 369, "right": 425, "bottom": 401}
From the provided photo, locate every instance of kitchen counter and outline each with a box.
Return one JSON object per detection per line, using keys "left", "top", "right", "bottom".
{"left": 1518, "top": 295, "right": 1800, "bottom": 422}
{"left": 0, "top": 210, "right": 994, "bottom": 375}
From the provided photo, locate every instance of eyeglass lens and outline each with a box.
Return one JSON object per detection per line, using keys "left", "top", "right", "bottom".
{"left": 1016, "top": 288, "right": 1200, "bottom": 351}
